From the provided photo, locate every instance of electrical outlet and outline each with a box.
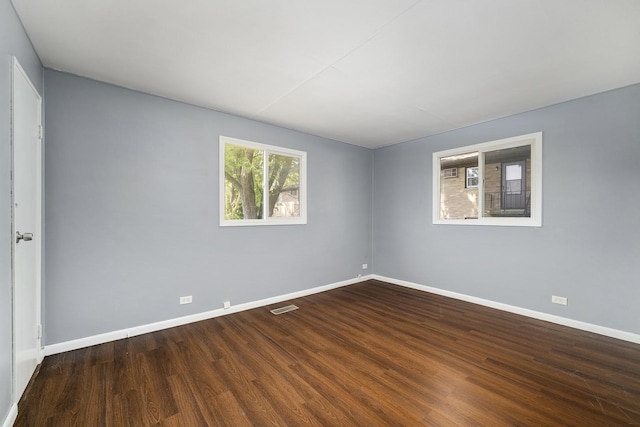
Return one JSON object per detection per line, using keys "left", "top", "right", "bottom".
{"left": 362, "top": 264, "right": 368, "bottom": 270}
{"left": 180, "top": 296, "right": 192, "bottom": 305}
{"left": 551, "top": 295, "right": 568, "bottom": 305}
{"left": 223, "top": 301, "right": 231, "bottom": 309}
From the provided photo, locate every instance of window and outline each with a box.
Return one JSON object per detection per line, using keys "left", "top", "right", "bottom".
{"left": 220, "top": 136, "right": 307, "bottom": 226}
{"left": 443, "top": 168, "right": 458, "bottom": 178}
{"left": 433, "top": 132, "right": 542, "bottom": 227}
{"left": 466, "top": 167, "right": 479, "bottom": 188}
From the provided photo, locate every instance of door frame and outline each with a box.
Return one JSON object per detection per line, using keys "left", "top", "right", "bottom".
{"left": 11, "top": 56, "right": 43, "bottom": 406}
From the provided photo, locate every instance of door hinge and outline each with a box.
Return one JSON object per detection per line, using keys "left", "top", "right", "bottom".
{"left": 37, "top": 324, "right": 42, "bottom": 340}
{"left": 37, "top": 124, "right": 43, "bottom": 140}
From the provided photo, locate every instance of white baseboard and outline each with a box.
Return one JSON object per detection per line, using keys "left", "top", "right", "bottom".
{"left": 372, "top": 274, "right": 640, "bottom": 345}
{"left": 45, "top": 275, "right": 374, "bottom": 356}
{"left": 2, "top": 404, "right": 17, "bottom": 427}
{"left": 42, "top": 272, "right": 640, "bottom": 356}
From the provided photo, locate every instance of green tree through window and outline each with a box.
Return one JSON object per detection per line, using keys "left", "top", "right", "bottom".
{"left": 220, "top": 137, "right": 306, "bottom": 225}
{"left": 224, "top": 145, "right": 264, "bottom": 219}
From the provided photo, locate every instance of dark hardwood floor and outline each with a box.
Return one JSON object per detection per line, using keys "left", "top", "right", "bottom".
{"left": 16, "top": 280, "right": 640, "bottom": 426}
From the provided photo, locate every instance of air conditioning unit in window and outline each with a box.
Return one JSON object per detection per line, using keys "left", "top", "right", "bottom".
{"left": 443, "top": 168, "right": 457, "bottom": 178}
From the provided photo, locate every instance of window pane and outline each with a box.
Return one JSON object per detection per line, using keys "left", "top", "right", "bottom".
{"left": 483, "top": 145, "right": 531, "bottom": 218}
{"left": 505, "top": 164, "right": 522, "bottom": 181}
{"left": 268, "top": 153, "right": 300, "bottom": 218}
{"left": 439, "top": 152, "right": 478, "bottom": 220}
{"left": 224, "top": 144, "right": 264, "bottom": 220}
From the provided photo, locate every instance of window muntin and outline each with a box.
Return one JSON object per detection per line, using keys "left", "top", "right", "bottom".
{"left": 220, "top": 136, "right": 307, "bottom": 226}
{"left": 433, "top": 132, "right": 542, "bottom": 227}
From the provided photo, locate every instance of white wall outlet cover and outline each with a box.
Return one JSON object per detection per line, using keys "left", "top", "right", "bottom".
{"left": 180, "top": 296, "right": 193, "bottom": 304}
{"left": 551, "top": 295, "right": 568, "bottom": 305}
{"left": 362, "top": 264, "right": 368, "bottom": 269}
{"left": 223, "top": 301, "right": 231, "bottom": 309}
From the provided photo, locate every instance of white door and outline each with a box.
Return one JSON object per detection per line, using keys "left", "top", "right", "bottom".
{"left": 12, "top": 58, "right": 42, "bottom": 402}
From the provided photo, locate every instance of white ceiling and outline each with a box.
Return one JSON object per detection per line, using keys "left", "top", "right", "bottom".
{"left": 11, "top": 0, "right": 640, "bottom": 149}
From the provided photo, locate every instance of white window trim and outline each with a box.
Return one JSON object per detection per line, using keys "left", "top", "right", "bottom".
{"left": 219, "top": 136, "right": 307, "bottom": 227}
{"left": 432, "top": 132, "right": 542, "bottom": 227}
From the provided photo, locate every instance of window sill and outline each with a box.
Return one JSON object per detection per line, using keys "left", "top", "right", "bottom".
{"left": 433, "top": 217, "right": 541, "bottom": 227}
{"left": 220, "top": 218, "right": 307, "bottom": 227}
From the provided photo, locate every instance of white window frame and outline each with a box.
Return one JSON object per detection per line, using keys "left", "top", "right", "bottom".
{"left": 443, "top": 168, "right": 458, "bottom": 178}
{"left": 220, "top": 136, "right": 307, "bottom": 227}
{"left": 432, "top": 132, "right": 542, "bottom": 227}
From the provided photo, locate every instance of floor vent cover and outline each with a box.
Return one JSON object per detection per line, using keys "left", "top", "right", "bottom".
{"left": 270, "top": 304, "right": 299, "bottom": 315}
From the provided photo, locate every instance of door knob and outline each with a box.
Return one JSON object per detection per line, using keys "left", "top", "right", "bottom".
{"left": 16, "top": 231, "right": 33, "bottom": 243}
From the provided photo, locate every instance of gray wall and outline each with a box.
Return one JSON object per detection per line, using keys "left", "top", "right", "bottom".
{"left": 44, "top": 70, "right": 373, "bottom": 345}
{"left": 1, "top": 0, "right": 43, "bottom": 423}
{"left": 373, "top": 84, "right": 640, "bottom": 334}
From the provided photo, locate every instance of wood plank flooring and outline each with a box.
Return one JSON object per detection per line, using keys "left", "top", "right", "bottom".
{"left": 15, "top": 280, "right": 640, "bottom": 426}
